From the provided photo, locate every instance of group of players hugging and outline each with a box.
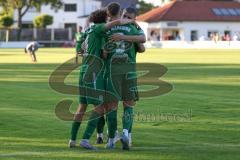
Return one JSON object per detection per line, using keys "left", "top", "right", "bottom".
{"left": 70, "top": 2, "right": 146, "bottom": 151}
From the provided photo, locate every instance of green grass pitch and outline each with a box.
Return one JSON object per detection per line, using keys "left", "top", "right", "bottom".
{"left": 0, "top": 48, "right": 240, "bottom": 160}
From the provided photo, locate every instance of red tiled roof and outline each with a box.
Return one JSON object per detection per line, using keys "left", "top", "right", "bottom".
{"left": 137, "top": 0, "right": 240, "bottom": 22}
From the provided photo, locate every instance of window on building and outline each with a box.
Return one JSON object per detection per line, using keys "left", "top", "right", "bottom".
{"left": 223, "top": 31, "right": 231, "bottom": 41}
{"left": 212, "top": 8, "right": 240, "bottom": 16}
{"left": 22, "top": 23, "right": 34, "bottom": 28}
{"left": 167, "top": 22, "right": 178, "bottom": 27}
{"left": 190, "top": 30, "right": 198, "bottom": 41}
{"left": 228, "top": 9, "right": 238, "bottom": 16}
{"left": 65, "top": 23, "right": 77, "bottom": 40}
{"left": 235, "top": 9, "right": 240, "bottom": 15}
{"left": 224, "top": 31, "right": 231, "bottom": 36}
{"left": 212, "top": 8, "right": 222, "bottom": 16}
{"left": 64, "top": 4, "right": 77, "bottom": 12}
{"left": 208, "top": 31, "right": 219, "bottom": 41}
{"left": 219, "top": 8, "right": 230, "bottom": 16}
{"left": 64, "top": 23, "right": 77, "bottom": 32}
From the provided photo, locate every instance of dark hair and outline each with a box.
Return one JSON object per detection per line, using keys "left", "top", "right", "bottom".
{"left": 126, "top": 7, "right": 137, "bottom": 16}
{"left": 107, "top": 2, "right": 121, "bottom": 17}
{"left": 90, "top": 9, "right": 107, "bottom": 24}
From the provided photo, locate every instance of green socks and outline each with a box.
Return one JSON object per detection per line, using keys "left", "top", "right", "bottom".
{"left": 97, "top": 116, "right": 105, "bottom": 134}
{"left": 82, "top": 111, "right": 100, "bottom": 140}
{"left": 129, "top": 121, "right": 132, "bottom": 133}
{"left": 122, "top": 107, "right": 134, "bottom": 132}
{"left": 107, "top": 110, "right": 117, "bottom": 138}
{"left": 71, "top": 121, "right": 81, "bottom": 141}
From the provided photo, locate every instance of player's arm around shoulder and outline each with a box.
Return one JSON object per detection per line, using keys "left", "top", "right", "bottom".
{"left": 94, "top": 19, "right": 135, "bottom": 35}
{"left": 109, "top": 24, "right": 146, "bottom": 43}
{"left": 109, "top": 34, "right": 146, "bottom": 43}
{"left": 104, "top": 19, "right": 135, "bottom": 31}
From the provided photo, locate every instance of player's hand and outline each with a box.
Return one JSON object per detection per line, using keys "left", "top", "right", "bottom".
{"left": 110, "top": 34, "right": 125, "bottom": 41}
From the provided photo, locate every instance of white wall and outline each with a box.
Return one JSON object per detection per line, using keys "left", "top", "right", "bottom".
{"left": 42, "top": 0, "right": 101, "bottom": 28}
{"left": 181, "top": 21, "right": 240, "bottom": 41}
{"left": 13, "top": 0, "right": 101, "bottom": 28}
{"left": 145, "top": 21, "right": 240, "bottom": 41}
{"left": 137, "top": 21, "right": 149, "bottom": 40}
{"left": 145, "top": 41, "right": 240, "bottom": 49}
{"left": 13, "top": 7, "right": 39, "bottom": 27}
{"left": 2, "top": 41, "right": 240, "bottom": 49}
{"left": 0, "top": 42, "right": 30, "bottom": 48}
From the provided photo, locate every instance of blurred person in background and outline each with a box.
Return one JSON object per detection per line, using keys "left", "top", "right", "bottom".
{"left": 24, "top": 41, "right": 39, "bottom": 62}
{"left": 75, "top": 26, "right": 84, "bottom": 64}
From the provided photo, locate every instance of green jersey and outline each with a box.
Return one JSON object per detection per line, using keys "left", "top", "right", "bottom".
{"left": 80, "top": 24, "right": 105, "bottom": 70}
{"left": 84, "top": 24, "right": 105, "bottom": 57}
{"left": 75, "top": 32, "right": 84, "bottom": 42}
{"left": 79, "top": 30, "right": 89, "bottom": 74}
{"left": 79, "top": 24, "right": 106, "bottom": 105}
{"left": 104, "top": 24, "right": 144, "bottom": 102}
{"left": 134, "top": 25, "right": 145, "bottom": 54}
{"left": 105, "top": 24, "right": 144, "bottom": 63}
{"left": 75, "top": 32, "right": 84, "bottom": 53}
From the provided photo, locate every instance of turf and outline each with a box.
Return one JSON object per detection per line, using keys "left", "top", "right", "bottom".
{"left": 0, "top": 48, "right": 240, "bottom": 160}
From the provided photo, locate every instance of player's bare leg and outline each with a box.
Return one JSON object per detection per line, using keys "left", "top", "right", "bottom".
{"left": 31, "top": 52, "right": 37, "bottom": 62}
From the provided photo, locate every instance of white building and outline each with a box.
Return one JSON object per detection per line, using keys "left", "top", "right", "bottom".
{"left": 137, "top": 0, "right": 240, "bottom": 42}
{"left": 13, "top": 0, "right": 101, "bottom": 30}
{"left": 144, "top": 0, "right": 172, "bottom": 7}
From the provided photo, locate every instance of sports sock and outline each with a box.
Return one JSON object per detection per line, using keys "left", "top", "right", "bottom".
{"left": 82, "top": 111, "right": 100, "bottom": 140}
{"left": 108, "top": 138, "right": 114, "bottom": 145}
{"left": 122, "top": 107, "right": 134, "bottom": 136}
{"left": 128, "top": 133, "right": 132, "bottom": 143}
{"left": 123, "top": 129, "right": 129, "bottom": 137}
{"left": 70, "top": 121, "right": 81, "bottom": 141}
{"left": 97, "top": 133, "right": 103, "bottom": 138}
{"left": 97, "top": 116, "right": 105, "bottom": 135}
{"left": 107, "top": 110, "right": 117, "bottom": 138}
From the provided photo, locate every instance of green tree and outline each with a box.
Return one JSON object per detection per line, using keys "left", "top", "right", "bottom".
{"left": 137, "top": 0, "right": 155, "bottom": 15}
{"left": 0, "top": 15, "right": 14, "bottom": 42}
{"left": 0, "top": 0, "right": 62, "bottom": 40}
{"left": 33, "top": 14, "right": 53, "bottom": 28}
{"left": 0, "top": 15, "right": 14, "bottom": 27}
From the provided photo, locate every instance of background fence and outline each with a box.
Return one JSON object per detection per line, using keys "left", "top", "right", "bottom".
{"left": 1, "top": 28, "right": 240, "bottom": 49}
{"left": 0, "top": 28, "right": 74, "bottom": 42}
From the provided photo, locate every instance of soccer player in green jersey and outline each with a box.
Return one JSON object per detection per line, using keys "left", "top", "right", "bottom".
{"left": 69, "top": 15, "right": 119, "bottom": 148}
{"left": 110, "top": 7, "right": 146, "bottom": 148}
{"left": 70, "top": 19, "right": 105, "bottom": 148}
{"left": 75, "top": 26, "right": 84, "bottom": 64}
{"left": 104, "top": 2, "right": 146, "bottom": 150}
{"left": 95, "top": 7, "right": 146, "bottom": 147}
{"left": 75, "top": 9, "right": 135, "bottom": 150}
